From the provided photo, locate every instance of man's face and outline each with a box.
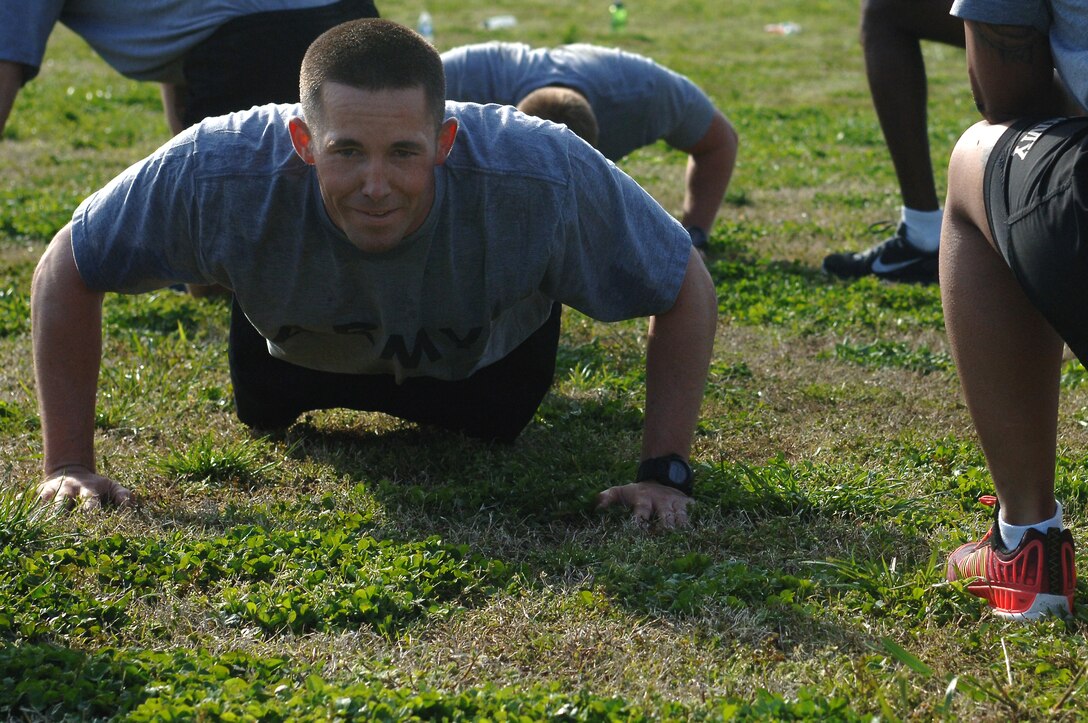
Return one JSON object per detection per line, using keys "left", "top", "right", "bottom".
{"left": 289, "top": 83, "right": 456, "bottom": 253}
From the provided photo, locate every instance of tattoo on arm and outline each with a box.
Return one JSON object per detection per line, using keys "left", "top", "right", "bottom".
{"left": 970, "top": 22, "right": 1042, "bottom": 65}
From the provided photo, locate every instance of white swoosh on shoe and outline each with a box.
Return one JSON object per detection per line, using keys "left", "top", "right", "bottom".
{"left": 871, "top": 257, "right": 925, "bottom": 274}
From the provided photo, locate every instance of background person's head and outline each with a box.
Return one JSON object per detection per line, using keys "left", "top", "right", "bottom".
{"left": 516, "top": 86, "right": 599, "bottom": 149}
{"left": 300, "top": 18, "right": 447, "bottom": 134}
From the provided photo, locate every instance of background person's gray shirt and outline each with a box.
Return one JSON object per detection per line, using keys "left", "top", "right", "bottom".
{"left": 2, "top": 0, "right": 341, "bottom": 83}
{"left": 441, "top": 41, "right": 717, "bottom": 162}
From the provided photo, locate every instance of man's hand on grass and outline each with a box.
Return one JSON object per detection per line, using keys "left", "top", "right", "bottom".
{"left": 37, "top": 466, "right": 133, "bottom": 510}
{"left": 595, "top": 481, "right": 693, "bottom": 529}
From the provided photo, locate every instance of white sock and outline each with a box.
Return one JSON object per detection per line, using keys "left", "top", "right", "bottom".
{"left": 900, "top": 207, "right": 942, "bottom": 252}
{"left": 998, "top": 501, "right": 1063, "bottom": 549}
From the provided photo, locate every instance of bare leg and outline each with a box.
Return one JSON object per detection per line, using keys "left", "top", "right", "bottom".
{"left": 941, "top": 121, "right": 1062, "bottom": 524}
{"left": 862, "top": 0, "right": 965, "bottom": 211}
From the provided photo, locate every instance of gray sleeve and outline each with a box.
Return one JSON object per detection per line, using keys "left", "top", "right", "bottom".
{"left": 950, "top": 0, "right": 1050, "bottom": 31}
{"left": 589, "top": 51, "right": 717, "bottom": 160}
{"left": 655, "top": 70, "right": 717, "bottom": 151}
{"left": 542, "top": 140, "right": 690, "bottom": 321}
{"left": 71, "top": 143, "right": 207, "bottom": 293}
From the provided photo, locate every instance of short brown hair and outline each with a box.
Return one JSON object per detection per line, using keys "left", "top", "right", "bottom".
{"left": 516, "top": 86, "right": 599, "bottom": 149}
{"left": 300, "top": 19, "right": 446, "bottom": 131}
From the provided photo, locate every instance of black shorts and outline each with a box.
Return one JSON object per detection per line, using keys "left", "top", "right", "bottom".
{"left": 181, "top": 0, "right": 380, "bottom": 126}
{"left": 228, "top": 298, "right": 562, "bottom": 443}
{"left": 985, "top": 117, "right": 1088, "bottom": 365}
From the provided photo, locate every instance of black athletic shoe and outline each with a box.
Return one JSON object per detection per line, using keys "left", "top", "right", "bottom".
{"left": 822, "top": 222, "right": 939, "bottom": 284}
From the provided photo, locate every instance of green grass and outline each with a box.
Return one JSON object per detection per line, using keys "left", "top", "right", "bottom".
{"left": 2, "top": 1, "right": 1088, "bottom": 720}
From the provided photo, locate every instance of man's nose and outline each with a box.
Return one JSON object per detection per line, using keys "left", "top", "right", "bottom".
{"left": 361, "top": 160, "right": 391, "bottom": 198}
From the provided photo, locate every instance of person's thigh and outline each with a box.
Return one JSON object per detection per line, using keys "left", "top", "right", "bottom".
{"left": 229, "top": 299, "right": 562, "bottom": 441}
{"left": 361, "top": 304, "right": 562, "bottom": 442}
{"left": 984, "top": 117, "right": 1088, "bottom": 363}
{"left": 228, "top": 297, "right": 315, "bottom": 429}
{"left": 181, "top": 0, "right": 380, "bottom": 125}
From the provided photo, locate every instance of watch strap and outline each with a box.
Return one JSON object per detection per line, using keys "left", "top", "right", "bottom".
{"left": 686, "top": 226, "right": 709, "bottom": 251}
{"left": 636, "top": 453, "right": 694, "bottom": 496}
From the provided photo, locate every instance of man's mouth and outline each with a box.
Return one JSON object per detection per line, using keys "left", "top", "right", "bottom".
{"left": 361, "top": 208, "right": 397, "bottom": 219}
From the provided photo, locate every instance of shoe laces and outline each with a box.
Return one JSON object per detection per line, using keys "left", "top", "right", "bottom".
{"left": 866, "top": 220, "right": 898, "bottom": 236}
{"left": 975, "top": 495, "right": 1004, "bottom": 551}
{"left": 1046, "top": 527, "right": 1067, "bottom": 594}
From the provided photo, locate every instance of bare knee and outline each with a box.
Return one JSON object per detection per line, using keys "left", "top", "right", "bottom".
{"left": 947, "top": 121, "right": 1006, "bottom": 207}
{"left": 943, "top": 121, "right": 1009, "bottom": 257}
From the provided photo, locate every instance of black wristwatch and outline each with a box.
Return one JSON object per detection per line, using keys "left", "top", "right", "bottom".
{"left": 636, "top": 453, "right": 694, "bottom": 496}
{"left": 686, "top": 226, "right": 709, "bottom": 252}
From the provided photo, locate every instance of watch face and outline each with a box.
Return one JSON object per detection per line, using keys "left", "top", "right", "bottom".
{"left": 667, "top": 460, "right": 690, "bottom": 485}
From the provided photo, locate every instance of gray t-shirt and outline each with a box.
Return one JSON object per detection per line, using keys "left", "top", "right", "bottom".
{"left": 951, "top": 0, "right": 1088, "bottom": 112}
{"left": 441, "top": 42, "right": 716, "bottom": 162}
{"left": 1, "top": 0, "right": 339, "bottom": 83}
{"left": 70, "top": 101, "right": 691, "bottom": 382}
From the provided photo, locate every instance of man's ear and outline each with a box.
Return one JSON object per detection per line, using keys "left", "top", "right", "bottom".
{"left": 434, "top": 118, "right": 458, "bottom": 166}
{"left": 289, "top": 117, "right": 316, "bottom": 164}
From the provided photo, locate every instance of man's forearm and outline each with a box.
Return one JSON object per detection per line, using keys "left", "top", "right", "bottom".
{"left": 160, "top": 82, "right": 188, "bottom": 135}
{"left": 32, "top": 228, "right": 105, "bottom": 474}
{"left": 681, "top": 112, "right": 738, "bottom": 232}
{"left": 641, "top": 251, "right": 717, "bottom": 460}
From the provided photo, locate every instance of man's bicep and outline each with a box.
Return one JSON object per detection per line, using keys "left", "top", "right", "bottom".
{"left": 32, "top": 225, "right": 103, "bottom": 331}
{"left": 965, "top": 20, "right": 1056, "bottom": 122}
{"left": 34, "top": 225, "right": 76, "bottom": 288}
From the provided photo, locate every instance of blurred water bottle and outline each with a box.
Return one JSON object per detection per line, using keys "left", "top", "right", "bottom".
{"left": 417, "top": 10, "right": 434, "bottom": 43}
{"left": 608, "top": 1, "right": 627, "bottom": 31}
{"left": 763, "top": 21, "right": 801, "bottom": 35}
{"left": 482, "top": 14, "right": 518, "bottom": 30}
